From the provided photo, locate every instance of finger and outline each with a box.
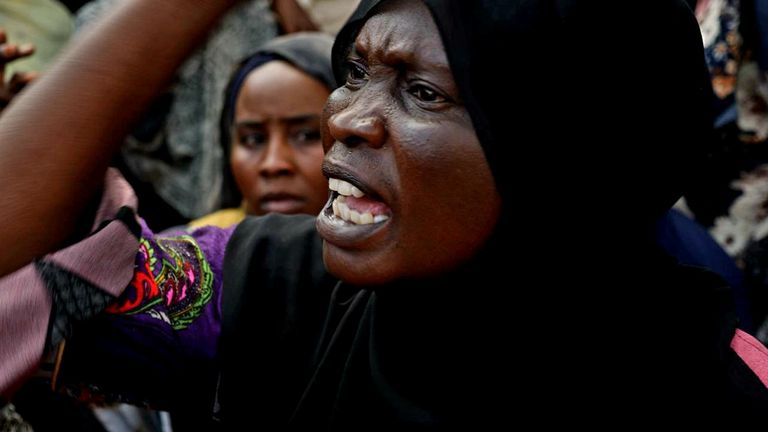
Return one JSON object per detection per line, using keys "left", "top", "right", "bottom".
{"left": 0, "top": 43, "right": 35, "bottom": 62}
{"left": 17, "top": 43, "right": 34, "bottom": 58}
{"left": 0, "top": 43, "right": 34, "bottom": 80}
{"left": 0, "top": 29, "right": 6, "bottom": 45}
{"left": 0, "top": 44, "right": 17, "bottom": 61}
{"left": 8, "top": 71, "right": 38, "bottom": 94}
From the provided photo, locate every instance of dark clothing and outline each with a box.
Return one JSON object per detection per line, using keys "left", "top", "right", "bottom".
{"left": 220, "top": 216, "right": 515, "bottom": 428}
{"left": 6, "top": 1, "right": 768, "bottom": 428}
{"left": 217, "top": 216, "right": 768, "bottom": 427}
{"left": 656, "top": 208, "right": 750, "bottom": 330}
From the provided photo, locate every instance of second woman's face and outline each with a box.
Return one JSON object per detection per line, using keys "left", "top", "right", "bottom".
{"left": 231, "top": 61, "right": 330, "bottom": 216}
{"left": 316, "top": 0, "right": 502, "bottom": 285}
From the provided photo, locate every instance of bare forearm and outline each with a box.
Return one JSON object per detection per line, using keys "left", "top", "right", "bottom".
{"left": 0, "top": 0, "right": 236, "bottom": 277}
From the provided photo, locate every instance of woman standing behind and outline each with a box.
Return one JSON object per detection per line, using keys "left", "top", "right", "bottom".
{"left": 191, "top": 32, "right": 335, "bottom": 229}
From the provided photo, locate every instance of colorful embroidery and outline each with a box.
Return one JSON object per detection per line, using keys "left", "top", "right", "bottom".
{"left": 106, "top": 236, "right": 213, "bottom": 330}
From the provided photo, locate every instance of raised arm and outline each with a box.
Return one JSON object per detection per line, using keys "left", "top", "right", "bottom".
{"left": 0, "top": 0, "right": 237, "bottom": 277}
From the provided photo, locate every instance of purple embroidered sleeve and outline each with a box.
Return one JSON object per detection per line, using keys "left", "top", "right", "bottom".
{"left": 54, "top": 219, "right": 235, "bottom": 410}
{"left": 105, "top": 220, "right": 232, "bottom": 351}
{"left": 0, "top": 168, "right": 236, "bottom": 412}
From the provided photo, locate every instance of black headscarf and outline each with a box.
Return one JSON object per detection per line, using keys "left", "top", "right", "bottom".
{"left": 334, "top": 0, "right": 712, "bottom": 224}
{"left": 219, "top": 32, "right": 335, "bottom": 208}
{"left": 220, "top": 1, "right": 768, "bottom": 426}
{"left": 333, "top": 3, "right": 729, "bottom": 402}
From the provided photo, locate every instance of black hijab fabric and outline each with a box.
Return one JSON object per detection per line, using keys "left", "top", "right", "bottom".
{"left": 334, "top": 0, "right": 713, "bottom": 222}
{"left": 219, "top": 0, "right": 768, "bottom": 427}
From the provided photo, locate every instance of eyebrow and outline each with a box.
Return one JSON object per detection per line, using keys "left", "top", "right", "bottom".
{"left": 234, "top": 114, "right": 321, "bottom": 128}
{"left": 352, "top": 42, "right": 452, "bottom": 79}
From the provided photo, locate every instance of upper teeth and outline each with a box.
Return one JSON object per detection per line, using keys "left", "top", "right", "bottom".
{"left": 329, "top": 178, "right": 365, "bottom": 198}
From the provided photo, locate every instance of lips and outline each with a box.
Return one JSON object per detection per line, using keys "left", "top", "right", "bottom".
{"left": 258, "top": 192, "right": 306, "bottom": 214}
{"left": 322, "top": 162, "right": 381, "bottom": 198}
{"left": 316, "top": 161, "right": 393, "bottom": 248}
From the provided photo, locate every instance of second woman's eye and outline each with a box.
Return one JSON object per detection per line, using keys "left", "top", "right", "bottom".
{"left": 407, "top": 84, "right": 446, "bottom": 104}
{"left": 293, "top": 128, "right": 322, "bottom": 146}
{"left": 239, "top": 131, "right": 268, "bottom": 149}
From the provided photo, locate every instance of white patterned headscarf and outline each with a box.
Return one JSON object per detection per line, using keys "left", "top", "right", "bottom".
{"left": 77, "top": 0, "right": 278, "bottom": 219}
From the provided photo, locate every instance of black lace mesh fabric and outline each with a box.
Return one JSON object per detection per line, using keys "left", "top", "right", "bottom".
{"left": 35, "top": 261, "right": 115, "bottom": 350}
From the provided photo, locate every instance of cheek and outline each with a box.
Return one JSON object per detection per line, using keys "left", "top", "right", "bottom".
{"left": 230, "top": 147, "right": 258, "bottom": 196}
{"left": 298, "top": 146, "right": 328, "bottom": 191}
{"left": 397, "top": 127, "right": 500, "bottom": 272}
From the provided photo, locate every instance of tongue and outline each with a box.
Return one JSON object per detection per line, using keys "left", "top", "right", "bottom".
{"left": 344, "top": 195, "right": 390, "bottom": 215}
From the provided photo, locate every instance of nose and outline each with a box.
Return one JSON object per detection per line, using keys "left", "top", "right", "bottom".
{"left": 258, "top": 132, "right": 295, "bottom": 178}
{"left": 327, "top": 93, "right": 387, "bottom": 149}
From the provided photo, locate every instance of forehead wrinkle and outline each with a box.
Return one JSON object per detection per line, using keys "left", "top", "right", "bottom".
{"left": 355, "top": 16, "right": 446, "bottom": 74}
{"left": 354, "top": 15, "right": 405, "bottom": 63}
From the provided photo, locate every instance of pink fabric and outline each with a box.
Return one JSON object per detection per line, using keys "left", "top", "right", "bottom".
{"left": 0, "top": 265, "right": 51, "bottom": 396}
{"left": 46, "top": 168, "right": 139, "bottom": 297}
{"left": 0, "top": 169, "right": 140, "bottom": 395}
{"left": 92, "top": 168, "right": 138, "bottom": 232}
{"left": 731, "top": 329, "right": 768, "bottom": 389}
{"left": 47, "top": 221, "right": 139, "bottom": 298}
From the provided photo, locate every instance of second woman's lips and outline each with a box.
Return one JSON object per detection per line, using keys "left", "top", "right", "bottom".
{"left": 259, "top": 193, "right": 305, "bottom": 214}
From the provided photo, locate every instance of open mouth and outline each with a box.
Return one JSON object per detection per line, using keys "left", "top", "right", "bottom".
{"left": 317, "top": 163, "right": 394, "bottom": 248}
{"left": 327, "top": 178, "right": 390, "bottom": 225}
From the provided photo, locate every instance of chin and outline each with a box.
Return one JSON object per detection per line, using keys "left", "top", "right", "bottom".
{"left": 321, "top": 242, "right": 466, "bottom": 287}
{"left": 322, "top": 243, "right": 402, "bottom": 287}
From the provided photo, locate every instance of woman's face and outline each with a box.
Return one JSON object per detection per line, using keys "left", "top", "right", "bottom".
{"left": 316, "top": 0, "right": 501, "bottom": 285}
{"left": 231, "top": 60, "right": 330, "bottom": 216}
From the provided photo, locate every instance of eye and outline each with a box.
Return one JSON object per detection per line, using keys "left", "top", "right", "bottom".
{"left": 345, "top": 60, "right": 368, "bottom": 87}
{"left": 238, "top": 131, "right": 267, "bottom": 149}
{"left": 292, "top": 128, "right": 322, "bottom": 146}
{"left": 407, "top": 83, "right": 446, "bottom": 104}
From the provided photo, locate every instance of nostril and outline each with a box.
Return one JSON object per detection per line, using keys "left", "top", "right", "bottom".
{"left": 328, "top": 108, "right": 386, "bottom": 149}
{"left": 344, "top": 136, "right": 366, "bottom": 147}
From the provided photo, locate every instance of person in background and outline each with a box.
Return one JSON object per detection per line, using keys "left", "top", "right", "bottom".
{"left": 190, "top": 32, "right": 335, "bottom": 229}
{"left": 0, "top": 0, "right": 72, "bottom": 78}
{"left": 0, "top": 30, "right": 35, "bottom": 113}
{"left": 680, "top": 0, "right": 768, "bottom": 343}
{"left": 75, "top": 0, "right": 283, "bottom": 230}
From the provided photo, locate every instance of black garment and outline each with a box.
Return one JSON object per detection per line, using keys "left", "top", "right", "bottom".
{"left": 333, "top": 0, "right": 711, "bottom": 220}
{"left": 218, "top": 0, "right": 768, "bottom": 427}
{"left": 11, "top": 381, "right": 106, "bottom": 432}
{"left": 220, "top": 217, "right": 768, "bottom": 428}
{"left": 219, "top": 215, "right": 338, "bottom": 427}
{"left": 220, "top": 215, "right": 507, "bottom": 429}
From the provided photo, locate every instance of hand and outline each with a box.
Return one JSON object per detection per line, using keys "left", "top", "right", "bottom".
{"left": 272, "top": 0, "right": 319, "bottom": 33}
{"left": 0, "top": 29, "right": 37, "bottom": 112}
